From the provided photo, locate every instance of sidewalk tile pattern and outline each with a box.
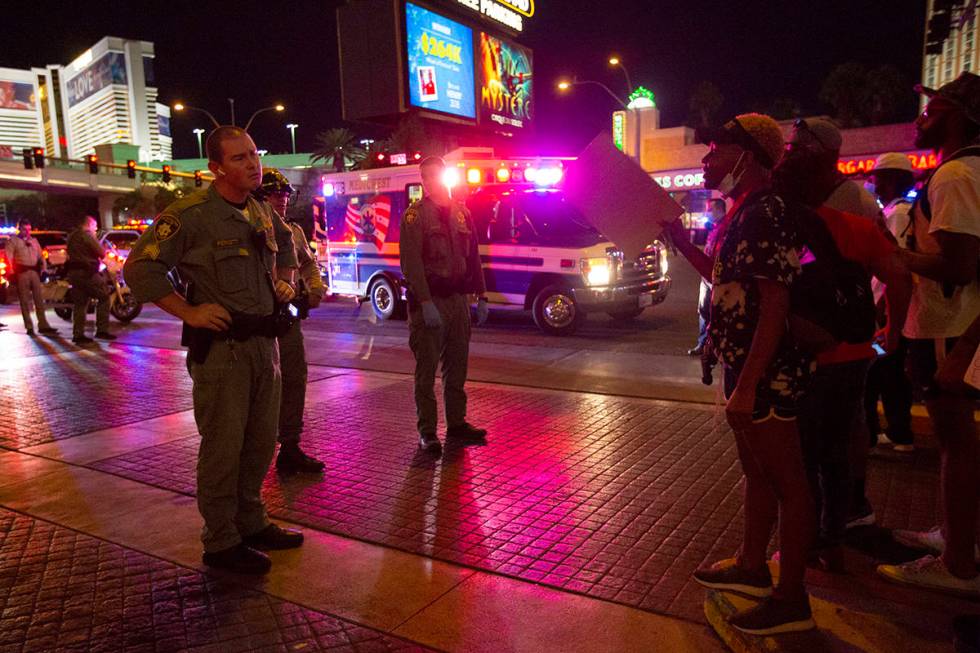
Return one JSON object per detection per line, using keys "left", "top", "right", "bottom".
{"left": 0, "top": 509, "right": 431, "bottom": 653}
{"left": 0, "top": 344, "right": 338, "bottom": 451}
{"left": 91, "top": 377, "right": 942, "bottom": 624}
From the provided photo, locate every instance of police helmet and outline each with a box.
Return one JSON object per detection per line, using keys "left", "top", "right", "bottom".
{"left": 256, "top": 168, "right": 295, "bottom": 199}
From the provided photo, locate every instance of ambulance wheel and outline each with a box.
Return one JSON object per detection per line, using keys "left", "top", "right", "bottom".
{"left": 370, "top": 277, "right": 403, "bottom": 321}
{"left": 607, "top": 307, "right": 644, "bottom": 321}
{"left": 532, "top": 284, "right": 583, "bottom": 336}
{"left": 55, "top": 307, "right": 73, "bottom": 321}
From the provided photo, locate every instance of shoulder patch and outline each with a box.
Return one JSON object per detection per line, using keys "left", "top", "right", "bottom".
{"left": 404, "top": 208, "right": 420, "bottom": 225}
{"left": 153, "top": 214, "right": 181, "bottom": 242}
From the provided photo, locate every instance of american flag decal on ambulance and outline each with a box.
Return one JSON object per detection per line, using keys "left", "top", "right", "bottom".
{"left": 344, "top": 195, "right": 391, "bottom": 250}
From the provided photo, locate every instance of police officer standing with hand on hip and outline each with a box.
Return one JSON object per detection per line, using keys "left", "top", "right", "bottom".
{"left": 124, "top": 126, "right": 303, "bottom": 575}
{"left": 400, "top": 156, "right": 489, "bottom": 455}
{"left": 254, "top": 168, "right": 326, "bottom": 474}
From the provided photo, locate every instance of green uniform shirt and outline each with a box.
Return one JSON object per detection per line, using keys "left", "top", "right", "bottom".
{"left": 399, "top": 196, "right": 486, "bottom": 303}
{"left": 124, "top": 185, "right": 298, "bottom": 316}
{"left": 66, "top": 229, "right": 105, "bottom": 268}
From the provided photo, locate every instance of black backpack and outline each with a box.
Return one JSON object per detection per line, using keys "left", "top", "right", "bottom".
{"left": 789, "top": 205, "right": 877, "bottom": 352}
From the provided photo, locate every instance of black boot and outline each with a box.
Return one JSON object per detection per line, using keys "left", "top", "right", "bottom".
{"left": 446, "top": 422, "right": 487, "bottom": 440}
{"left": 418, "top": 432, "right": 442, "bottom": 454}
{"left": 276, "top": 443, "right": 325, "bottom": 474}
{"left": 242, "top": 523, "right": 304, "bottom": 550}
{"left": 202, "top": 543, "right": 271, "bottom": 574}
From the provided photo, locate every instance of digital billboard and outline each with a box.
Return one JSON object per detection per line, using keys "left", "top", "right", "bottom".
{"left": 65, "top": 52, "right": 127, "bottom": 108}
{"left": 405, "top": 2, "right": 476, "bottom": 119}
{"left": 0, "top": 80, "right": 36, "bottom": 111}
{"left": 479, "top": 32, "right": 532, "bottom": 129}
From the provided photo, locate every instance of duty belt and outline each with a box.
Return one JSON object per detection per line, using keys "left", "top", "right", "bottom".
{"left": 228, "top": 313, "right": 278, "bottom": 340}
{"left": 425, "top": 276, "right": 467, "bottom": 298}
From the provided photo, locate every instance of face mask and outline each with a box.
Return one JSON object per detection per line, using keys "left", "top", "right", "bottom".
{"left": 716, "top": 152, "right": 746, "bottom": 198}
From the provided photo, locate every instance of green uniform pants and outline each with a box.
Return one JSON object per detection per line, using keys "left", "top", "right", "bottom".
{"left": 189, "top": 336, "right": 280, "bottom": 552}
{"left": 408, "top": 293, "right": 471, "bottom": 436}
{"left": 68, "top": 271, "right": 109, "bottom": 338}
{"left": 16, "top": 270, "right": 52, "bottom": 331}
{"left": 277, "top": 319, "right": 308, "bottom": 445}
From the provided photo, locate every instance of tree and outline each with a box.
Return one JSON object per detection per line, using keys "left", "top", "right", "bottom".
{"left": 311, "top": 128, "right": 366, "bottom": 171}
{"left": 687, "top": 81, "right": 724, "bottom": 130}
{"left": 819, "top": 62, "right": 868, "bottom": 128}
{"left": 865, "top": 65, "right": 911, "bottom": 126}
{"left": 768, "top": 97, "right": 803, "bottom": 121}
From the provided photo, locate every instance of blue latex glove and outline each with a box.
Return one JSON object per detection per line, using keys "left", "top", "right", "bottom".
{"left": 476, "top": 298, "right": 489, "bottom": 326}
{"left": 422, "top": 301, "right": 443, "bottom": 329}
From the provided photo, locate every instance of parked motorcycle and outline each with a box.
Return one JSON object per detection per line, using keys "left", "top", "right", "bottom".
{"left": 46, "top": 245, "right": 142, "bottom": 324}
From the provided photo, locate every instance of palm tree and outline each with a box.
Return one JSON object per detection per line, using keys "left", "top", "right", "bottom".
{"left": 687, "top": 81, "right": 724, "bottom": 130}
{"left": 311, "top": 128, "right": 366, "bottom": 171}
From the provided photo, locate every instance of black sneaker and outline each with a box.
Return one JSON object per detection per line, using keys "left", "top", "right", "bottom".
{"left": 94, "top": 331, "right": 116, "bottom": 340}
{"left": 242, "top": 523, "right": 304, "bottom": 550}
{"left": 26, "top": 328, "right": 35, "bottom": 337}
{"left": 446, "top": 422, "right": 487, "bottom": 440}
{"left": 38, "top": 326, "right": 58, "bottom": 335}
{"left": 693, "top": 559, "right": 773, "bottom": 598}
{"left": 419, "top": 432, "right": 442, "bottom": 454}
{"left": 72, "top": 336, "right": 95, "bottom": 345}
{"left": 276, "top": 444, "right": 325, "bottom": 474}
{"left": 728, "top": 595, "right": 815, "bottom": 636}
{"left": 202, "top": 543, "right": 271, "bottom": 574}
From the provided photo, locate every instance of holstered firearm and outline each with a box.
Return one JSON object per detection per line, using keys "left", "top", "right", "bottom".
{"left": 180, "top": 281, "right": 215, "bottom": 365}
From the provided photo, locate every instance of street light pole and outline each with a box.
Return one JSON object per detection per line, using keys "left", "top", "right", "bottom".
{"left": 243, "top": 104, "right": 285, "bottom": 131}
{"left": 228, "top": 98, "right": 236, "bottom": 126}
{"left": 173, "top": 103, "right": 220, "bottom": 128}
{"left": 192, "top": 128, "right": 205, "bottom": 158}
{"left": 558, "top": 77, "right": 628, "bottom": 109}
{"left": 608, "top": 57, "right": 634, "bottom": 95}
{"left": 286, "top": 123, "right": 298, "bottom": 154}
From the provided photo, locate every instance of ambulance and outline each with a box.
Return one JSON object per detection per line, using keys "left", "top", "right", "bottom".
{"left": 316, "top": 148, "right": 671, "bottom": 336}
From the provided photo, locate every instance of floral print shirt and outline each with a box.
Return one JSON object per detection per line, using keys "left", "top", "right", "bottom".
{"left": 709, "top": 189, "right": 812, "bottom": 401}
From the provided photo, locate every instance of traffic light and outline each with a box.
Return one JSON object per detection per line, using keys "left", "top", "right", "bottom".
{"left": 22, "top": 148, "right": 33, "bottom": 169}
{"left": 33, "top": 147, "right": 45, "bottom": 169}
{"left": 194, "top": 170, "right": 202, "bottom": 187}
{"left": 126, "top": 160, "right": 136, "bottom": 179}
{"left": 162, "top": 164, "right": 171, "bottom": 183}
{"left": 86, "top": 154, "right": 98, "bottom": 174}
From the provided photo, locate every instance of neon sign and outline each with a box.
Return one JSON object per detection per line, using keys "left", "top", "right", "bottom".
{"left": 612, "top": 111, "right": 625, "bottom": 151}
{"left": 627, "top": 87, "right": 656, "bottom": 110}
{"left": 837, "top": 151, "right": 938, "bottom": 175}
{"left": 654, "top": 171, "right": 705, "bottom": 190}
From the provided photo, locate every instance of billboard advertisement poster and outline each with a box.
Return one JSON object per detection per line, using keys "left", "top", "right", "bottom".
{"left": 479, "top": 32, "right": 532, "bottom": 129}
{"left": 65, "top": 52, "right": 128, "bottom": 108}
{"left": 0, "top": 80, "right": 36, "bottom": 111}
{"left": 405, "top": 2, "right": 476, "bottom": 119}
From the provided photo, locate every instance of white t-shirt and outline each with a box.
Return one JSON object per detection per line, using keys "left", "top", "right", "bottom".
{"left": 904, "top": 154, "right": 980, "bottom": 339}
{"left": 824, "top": 179, "right": 883, "bottom": 220}
{"left": 872, "top": 198, "right": 913, "bottom": 303}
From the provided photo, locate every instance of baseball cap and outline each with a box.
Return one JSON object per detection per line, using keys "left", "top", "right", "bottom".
{"left": 791, "top": 118, "right": 842, "bottom": 154}
{"left": 873, "top": 152, "right": 914, "bottom": 174}
{"left": 916, "top": 72, "right": 980, "bottom": 125}
{"left": 699, "top": 113, "right": 784, "bottom": 169}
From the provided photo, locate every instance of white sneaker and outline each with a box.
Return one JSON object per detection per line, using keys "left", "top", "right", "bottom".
{"left": 893, "top": 525, "right": 943, "bottom": 552}
{"left": 878, "top": 555, "right": 980, "bottom": 597}
{"left": 893, "top": 525, "right": 980, "bottom": 561}
{"left": 876, "top": 432, "right": 892, "bottom": 445}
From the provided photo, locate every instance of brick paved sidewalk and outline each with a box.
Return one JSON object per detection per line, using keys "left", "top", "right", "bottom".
{"left": 0, "top": 509, "right": 431, "bottom": 653}
{"left": 0, "top": 338, "right": 970, "bottom": 649}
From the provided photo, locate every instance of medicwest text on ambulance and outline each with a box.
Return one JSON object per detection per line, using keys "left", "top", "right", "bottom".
{"left": 315, "top": 148, "right": 671, "bottom": 336}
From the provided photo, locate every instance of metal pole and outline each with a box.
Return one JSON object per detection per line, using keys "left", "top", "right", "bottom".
{"left": 287, "top": 124, "right": 298, "bottom": 154}
{"left": 193, "top": 128, "right": 205, "bottom": 158}
{"left": 228, "top": 98, "right": 236, "bottom": 126}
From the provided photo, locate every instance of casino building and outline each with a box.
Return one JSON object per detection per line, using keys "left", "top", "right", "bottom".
{"left": 0, "top": 36, "right": 172, "bottom": 162}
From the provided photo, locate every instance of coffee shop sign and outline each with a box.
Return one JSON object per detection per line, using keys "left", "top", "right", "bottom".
{"left": 456, "top": 0, "right": 533, "bottom": 32}
{"left": 654, "top": 171, "right": 705, "bottom": 190}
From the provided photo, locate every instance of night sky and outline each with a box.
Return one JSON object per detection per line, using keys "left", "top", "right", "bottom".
{"left": 3, "top": 0, "right": 926, "bottom": 159}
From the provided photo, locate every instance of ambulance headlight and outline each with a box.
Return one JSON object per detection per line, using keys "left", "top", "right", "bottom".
{"left": 581, "top": 257, "right": 611, "bottom": 286}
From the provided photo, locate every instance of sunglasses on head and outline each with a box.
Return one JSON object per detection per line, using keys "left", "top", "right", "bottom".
{"left": 793, "top": 119, "right": 836, "bottom": 152}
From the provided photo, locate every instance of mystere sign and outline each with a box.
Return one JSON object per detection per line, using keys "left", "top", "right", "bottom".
{"left": 455, "top": 0, "right": 534, "bottom": 32}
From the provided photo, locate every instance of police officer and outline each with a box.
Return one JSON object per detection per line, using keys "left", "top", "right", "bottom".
{"left": 254, "top": 168, "right": 326, "bottom": 474}
{"left": 6, "top": 218, "right": 56, "bottom": 336}
{"left": 66, "top": 215, "right": 113, "bottom": 345}
{"left": 124, "top": 126, "right": 303, "bottom": 575}
{"left": 400, "top": 156, "right": 489, "bottom": 454}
